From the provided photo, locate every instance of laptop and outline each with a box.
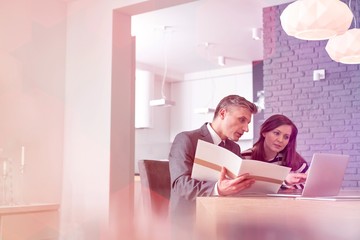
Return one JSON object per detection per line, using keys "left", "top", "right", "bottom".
{"left": 267, "top": 153, "right": 358, "bottom": 200}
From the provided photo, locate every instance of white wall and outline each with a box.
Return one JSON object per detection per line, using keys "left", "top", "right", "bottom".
{"left": 62, "top": 0, "right": 114, "bottom": 238}
{"left": 0, "top": 0, "right": 66, "bottom": 238}
{"left": 135, "top": 69, "right": 153, "bottom": 129}
{"left": 135, "top": 74, "right": 173, "bottom": 173}
{"left": 63, "top": 0, "right": 194, "bottom": 239}
{"left": 0, "top": 0, "right": 66, "bottom": 206}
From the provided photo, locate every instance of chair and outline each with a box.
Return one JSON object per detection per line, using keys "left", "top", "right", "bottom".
{"left": 138, "top": 159, "right": 171, "bottom": 217}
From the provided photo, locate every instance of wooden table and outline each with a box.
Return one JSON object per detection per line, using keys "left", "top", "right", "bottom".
{"left": 196, "top": 195, "right": 360, "bottom": 240}
{"left": 0, "top": 203, "right": 59, "bottom": 240}
{"left": 0, "top": 203, "right": 59, "bottom": 215}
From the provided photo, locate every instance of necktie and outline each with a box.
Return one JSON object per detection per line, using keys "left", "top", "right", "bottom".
{"left": 218, "top": 140, "right": 226, "bottom": 148}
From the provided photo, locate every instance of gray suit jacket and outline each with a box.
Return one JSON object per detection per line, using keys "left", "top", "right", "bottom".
{"left": 168, "top": 123, "right": 241, "bottom": 223}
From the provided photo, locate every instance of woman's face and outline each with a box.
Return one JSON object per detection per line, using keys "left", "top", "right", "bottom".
{"left": 262, "top": 124, "right": 292, "bottom": 155}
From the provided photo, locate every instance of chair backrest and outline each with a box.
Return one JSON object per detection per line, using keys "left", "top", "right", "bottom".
{"left": 138, "top": 159, "right": 171, "bottom": 217}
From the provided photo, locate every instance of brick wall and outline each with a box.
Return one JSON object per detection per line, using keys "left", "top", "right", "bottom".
{"left": 263, "top": 2, "right": 360, "bottom": 188}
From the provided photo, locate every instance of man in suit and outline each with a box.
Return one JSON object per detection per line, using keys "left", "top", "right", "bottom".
{"left": 168, "top": 94, "right": 258, "bottom": 238}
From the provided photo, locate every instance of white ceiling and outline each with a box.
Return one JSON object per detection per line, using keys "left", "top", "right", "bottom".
{"left": 131, "top": 0, "right": 294, "bottom": 78}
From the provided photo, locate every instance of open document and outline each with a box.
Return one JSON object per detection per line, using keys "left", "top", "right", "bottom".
{"left": 191, "top": 140, "right": 291, "bottom": 194}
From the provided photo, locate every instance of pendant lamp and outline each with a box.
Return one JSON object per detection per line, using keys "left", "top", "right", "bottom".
{"left": 280, "top": 0, "right": 353, "bottom": 40}
{"left": 149, "top": 26, "right": 175, "bottom": 107}
{"left": 325, "top": 29, "right": 360, "bottom": 64}
{"left": 325, "top": 0, "right": 360, "bottom": 64}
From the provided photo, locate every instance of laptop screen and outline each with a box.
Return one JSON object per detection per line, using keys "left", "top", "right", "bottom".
{"left": 301, "top": 153, "right": 349, "bottom": 197}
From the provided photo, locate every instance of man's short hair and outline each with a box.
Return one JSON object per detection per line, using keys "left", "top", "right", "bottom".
{"left": 213, "top": 95, "right": 258, "bottom": 119}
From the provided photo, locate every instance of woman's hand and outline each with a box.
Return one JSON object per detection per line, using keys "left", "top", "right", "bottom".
{"left": 285, "top": 172, "right": 307, "bottom": 187}
{"left": 217, "top": 167, "right": 255, "bottom": 196}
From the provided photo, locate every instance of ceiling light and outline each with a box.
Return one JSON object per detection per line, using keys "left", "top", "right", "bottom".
{"left": 201, "top": 42, "right": 211, "bottom": 48}
{"left": 252, "top": 28, "right": 262, "bottom": 40}
{"left": 325, "top": 0, "right": 360, "bottom": 65}
{"left": 325, "top": 28, "right": 360, "bottom": 64}
{"left": 149, "top": 26, "right": 175, "bottom": 107}
{"left": 280, "top": 0, "right": 353, "bottom": 40}
{"left": 153, "top": 25, "right": 174, "bottom": 33}
{"left": 149, "top": 98, "right": 175, "bottom": 107}
{"left": 217, "top": 56, "right": 225, "bottom": 66}
{"left": 194, "top": 108, "right": 215, "bottom": 114}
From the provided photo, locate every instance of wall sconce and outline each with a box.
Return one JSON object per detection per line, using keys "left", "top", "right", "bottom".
{"left": 252, "top": 28, "right": 262, "bottom": 40}
{"left": 254, "top": 90, "right": 265, "bottom": 112}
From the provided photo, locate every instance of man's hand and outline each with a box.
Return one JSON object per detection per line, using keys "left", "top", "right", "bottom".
{"left": 285, "top": 172, "right": 307, "bottom": 186}
{"left": 217, "top": 167, "right": 255, "bottom": 196}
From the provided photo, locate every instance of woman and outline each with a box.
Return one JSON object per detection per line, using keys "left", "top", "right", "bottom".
{"left": 242, "top": 114, "right": 308, "bottom": 189}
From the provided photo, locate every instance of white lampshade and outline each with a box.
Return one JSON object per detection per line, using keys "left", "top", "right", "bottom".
{"left": 280, "top": 0, "right": 353, "bottom": 40}
{"left": 325, "top": 28, "right": 360, "bottom": 64}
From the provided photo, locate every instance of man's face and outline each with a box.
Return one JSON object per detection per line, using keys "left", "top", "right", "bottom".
{"left": 219, "top": 106, "right": 252, "bottom": 141}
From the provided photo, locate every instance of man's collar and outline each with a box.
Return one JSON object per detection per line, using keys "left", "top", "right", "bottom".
{"left": 206, "top": 123, "right": 222, "bottom": 145}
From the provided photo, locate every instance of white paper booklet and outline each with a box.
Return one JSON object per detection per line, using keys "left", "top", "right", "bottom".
{"left": 191, "top": 140, "right": 291, "bottom": 194}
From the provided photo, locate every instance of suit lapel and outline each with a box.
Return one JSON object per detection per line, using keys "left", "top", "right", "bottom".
{"left": 199, "top": 123, "right": 214, "bottom": 144}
